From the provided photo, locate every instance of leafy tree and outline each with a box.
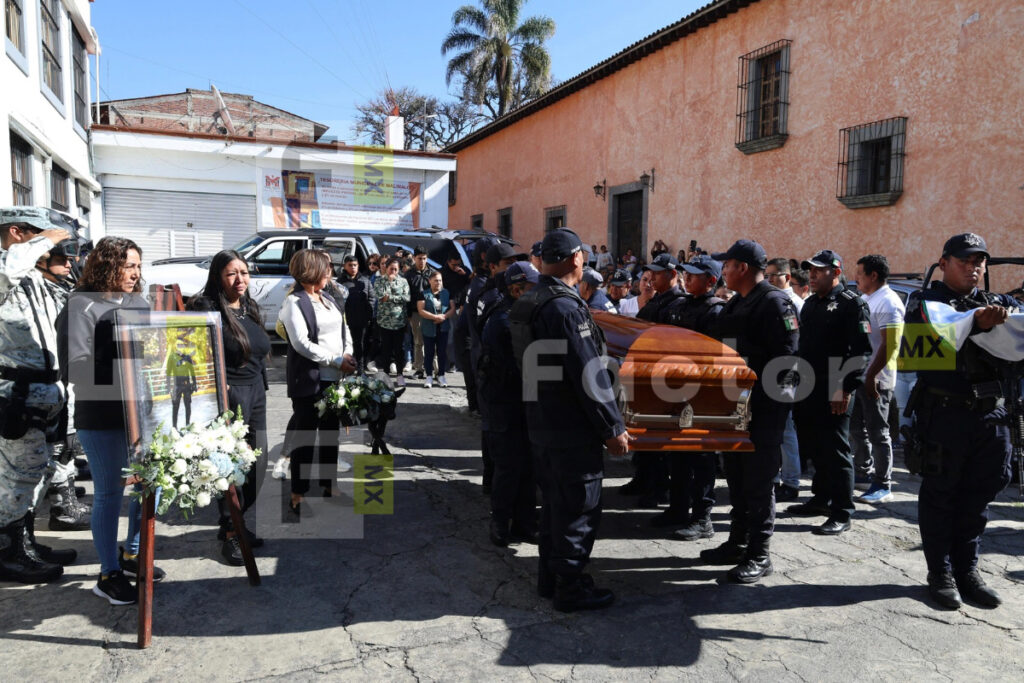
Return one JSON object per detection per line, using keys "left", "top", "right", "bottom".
{"left": 442, "top": 0, "right": 555, "bottom": 120}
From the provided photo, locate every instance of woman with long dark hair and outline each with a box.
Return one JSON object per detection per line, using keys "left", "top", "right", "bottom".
{"left": 59, "top": 236, "right": 163, "bottom": 605}
{"left": 188, "top": 250, "right": 271, "bottom": 565}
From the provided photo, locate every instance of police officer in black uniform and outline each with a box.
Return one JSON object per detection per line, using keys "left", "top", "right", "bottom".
{"left": 470, "top": 243, "right": 525, "bottom": 492}
{"left": 632, "top": 252, "right": 687, "bottom": 507}
{"left": 454, "top": 238, "right": 495, "bottom": 416}
{"left": 337, "top": 254, "right": 375, "bottom": 372}
{"left": 511, "top": 228, "right": 631, "bottom": 612}
{"left": 787, "top": 250, "right": 872, "bottom": 536}
{"left": 651, "top": 255, "right": 725, "bottom": 538}
{"left": 904, "top": 233, "right": 1018, "bottom": 609}
{"left": 703, "top": 240, "right": 799, "bottom": 583}
{"left": 579, "top": 267, "right": 617, "bottom": 313}
{"left": 479, "top": 262, "right": 541, "bottom": 547}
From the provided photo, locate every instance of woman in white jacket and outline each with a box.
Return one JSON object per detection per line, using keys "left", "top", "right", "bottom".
{"left": 279, "top": 249, "right": 354, "bottom": 515}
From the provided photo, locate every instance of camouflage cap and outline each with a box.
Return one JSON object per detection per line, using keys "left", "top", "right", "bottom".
{"left": 0, "top": 206, "right": 80, "bottom": 238}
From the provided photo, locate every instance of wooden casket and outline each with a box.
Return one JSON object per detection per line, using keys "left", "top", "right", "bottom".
{"left": 594, "top": 312, "right": 757, "bottom": 452}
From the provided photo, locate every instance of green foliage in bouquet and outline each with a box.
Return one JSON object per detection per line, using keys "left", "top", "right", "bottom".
{"left": 315, "top": 374, "right": 398, "bottom": 425}
{"left": 124, "top": 405, "right": 260, "bottom": 517}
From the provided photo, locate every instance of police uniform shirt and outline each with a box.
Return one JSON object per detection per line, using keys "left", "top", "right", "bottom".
{"left": 664, "top": 292, "right": 725, "bottom": 340}
{"left": 518, "top": 275, "right": 625, "bottom": 448}
{"left": 337, "top": 271, "right": 375, "bottom": 326}
{"left": 798, "top": 283, "right": 873, "bottom": 398}
{"left": 587, "top": 288, "right": 618, "bottom": 314}
{"left": 636, "top": 285, "right": 686, "bottom": 324}
{"left": 717, "top": 280, "right": 799, "bottom": 439}
{"left": 905, "top": 280, "right": 1020, "bottom": 396}
{"left": 478, "top": 295, "right": 526, "bottom": 433}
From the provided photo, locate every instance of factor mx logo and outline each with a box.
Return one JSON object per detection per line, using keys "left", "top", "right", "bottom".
{"left": 895, "top": 323, "right": 956, "bottom": 371}
{"left": 355, "top": 454, "right": 393, "bottom": 514}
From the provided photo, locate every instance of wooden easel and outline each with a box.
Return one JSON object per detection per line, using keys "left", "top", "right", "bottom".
{"left": 134, "top": 285, "right": 260, "bottom": 649}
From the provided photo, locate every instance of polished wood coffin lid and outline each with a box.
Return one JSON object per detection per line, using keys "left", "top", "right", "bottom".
{"left": 594, "top": 311, "right": 757, "bottom": 452}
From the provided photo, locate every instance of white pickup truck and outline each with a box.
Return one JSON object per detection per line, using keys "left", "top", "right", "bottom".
{"left": 143, "top": 228, "right": 509, "bottom": 330}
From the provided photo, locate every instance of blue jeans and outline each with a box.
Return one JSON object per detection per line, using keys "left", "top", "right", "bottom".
{"left": 77, "top": 429, "right": 145, "bottom": 575}
{"left": 777, "top": 412, "right": 801, "bottom": 488}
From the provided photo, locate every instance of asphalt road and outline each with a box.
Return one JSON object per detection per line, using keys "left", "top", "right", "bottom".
{"left": 3, "top": 362, "right": 1023, "bottom": 681}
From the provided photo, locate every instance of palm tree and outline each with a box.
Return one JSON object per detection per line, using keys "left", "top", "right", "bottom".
{"left": 442, "top": 0, "right": 555, "bottom": 120}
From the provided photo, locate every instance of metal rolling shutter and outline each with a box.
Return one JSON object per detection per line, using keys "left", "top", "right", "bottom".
{"left": 102, "top": 188, "right": 256, "bottom": 263}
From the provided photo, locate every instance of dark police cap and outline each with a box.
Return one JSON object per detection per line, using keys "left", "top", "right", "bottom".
{"left": 711, "top": 239, "right": 767, "bottom": 269}
{"left": 609, "top": 268, "right": 632, "bottom": 286}
{"left": 801, "top": 249, "right": 843, "bottom": 270}
{"left": 580, "top": 268, "right": 604, "bottom": 287}
{"left": 531, "top": 240, "right": 543, "bottom": 257}
{"left": 643, "top": 252, "right": 678, "bottom": 272}
{"left": 504, "top": 261, "right": 540, "bottom": 287}
{"left": 680, "top": 254, "right": 722, "bottom": 279}
{"left": 486, "top": 242, "right": 527, "bottom": 264}
{"left": 942, "top": 232, "right": 989, "bottom": 259}
{"left": 541, "top": 228, "right": 589, "bottom": 264}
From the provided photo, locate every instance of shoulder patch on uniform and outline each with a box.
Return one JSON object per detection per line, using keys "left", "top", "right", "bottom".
{"left": 859, "top": 320, "right": 871, "bottom": 334}
{"left": 840, "top": 289, "right": 857, "bottom": 300}
{"left": 783, "top": 312, "right": 799, "bottom": 331}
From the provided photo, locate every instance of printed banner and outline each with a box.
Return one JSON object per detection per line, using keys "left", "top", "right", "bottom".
{"left": 259, "top": 157, "right": 420, "bottom": 230}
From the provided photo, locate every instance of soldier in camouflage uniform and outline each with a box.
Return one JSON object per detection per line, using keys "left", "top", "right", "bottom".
{"left": 0, "top": 207, "right": 76, "bottom": 583}
{"left": 32, "top": 243, "right": 91, "bottom": 532}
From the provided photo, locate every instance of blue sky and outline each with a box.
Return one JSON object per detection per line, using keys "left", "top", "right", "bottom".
{"left": 92, "top": 0, "right": 707, "bottom": 143}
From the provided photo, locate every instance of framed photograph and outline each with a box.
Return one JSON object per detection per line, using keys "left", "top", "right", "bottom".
{"left": 114, "top": 310, "right": 229, "bottom": 462}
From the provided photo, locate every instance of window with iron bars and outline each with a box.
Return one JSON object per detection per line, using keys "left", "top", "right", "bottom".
{"left": 6, "top": 0, "right": 24, "bottom": 53}
{"left": 470, "top": 213, "right": 483, "bottom": 230}
{"left": 10, "top": 133, "right": 33, "bottom": 204}
{"left": 50, "top": 163, "right": 69, "bottom": 211}
{"left": 40, "top": 0, "right": 62, "bottom": 101}
{"left": 73, "top": 26, "right": 88, "bottom": 129}
{"left": 735, "top": 40, "right": 791, "bottom": 154}
{"left": 544, "top": 205, "right": 566, "bottom": 232}
{"left": 837, "top": 117, "right": 906, "bottom": 209}
{"left": 497, "top": 207, "right": 512, "bottom": 239}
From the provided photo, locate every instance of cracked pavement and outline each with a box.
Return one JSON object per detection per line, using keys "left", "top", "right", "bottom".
{"left": 3, "top": 362, "right": 1023, "bottom": 680}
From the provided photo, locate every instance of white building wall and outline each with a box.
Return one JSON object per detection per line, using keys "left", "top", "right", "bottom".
{"left": 1, "top": 0, "right": 100, "bottom": 230}
{"left": 93, "top": 128, "right": 456, "bottom": 259}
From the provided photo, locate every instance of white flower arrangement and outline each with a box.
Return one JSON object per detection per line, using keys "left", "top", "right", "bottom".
{"left": 125, "top": 406, "right": 260, "bottom": 517}
{"left": 314, "top": 373, "right": 398, "bottom": 426}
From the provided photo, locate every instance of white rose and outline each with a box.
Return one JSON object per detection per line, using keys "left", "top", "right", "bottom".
{"left": 170, "top": 459, "right": 188, "bottom": 475}
{"left": 215, "top": 477, "right": 229, "bottom": 491}
{"left": 195, "top": 491, "right": 212, "bottom": 507}
{"left": 351, "top": 387, "right": 361, "bottom": 399}
{"left": 178, "top": 483, "right": 190, "bottom": 494}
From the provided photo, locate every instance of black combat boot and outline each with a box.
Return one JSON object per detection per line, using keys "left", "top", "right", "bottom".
{"left": 552, "top": 574, "right": 615, "bottom": 613}
{"left": 48, "top": 477, "right": 91, "bottom": 531}
{"left": 26, "top": 510, "right": 77, "bottom": 565}
{"left": 0, "top": 515, "right": 64, "bottom": 583}
{"left": 728, "top": 545, "right": 773, "bottom": 584}
{"left": 699, "top": 531, "right": 748, "bottom": 565}
{"left": 537, "top": 558, "right": 555, "bottom": 599}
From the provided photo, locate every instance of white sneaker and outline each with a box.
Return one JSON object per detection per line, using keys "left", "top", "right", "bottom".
{"left": 437, "top": 376, "right": 448, "bottom": 388}
{"left": 424, "top": 377, "right": 433, "bottom": 388}
{"left": 337, "top": 459, "right": 352, "bottom": 473}
{"left": 272, "top": 457, "right": 290, "bottom": 479}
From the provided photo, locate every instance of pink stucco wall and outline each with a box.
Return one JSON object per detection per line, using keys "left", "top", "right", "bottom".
{"left": 450, "top": 0, "right": 1024, "bottom": 291}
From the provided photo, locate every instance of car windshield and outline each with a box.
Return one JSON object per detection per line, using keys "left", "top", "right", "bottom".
{"left": 229, "top": 234, "right": 265, "bottom": 254}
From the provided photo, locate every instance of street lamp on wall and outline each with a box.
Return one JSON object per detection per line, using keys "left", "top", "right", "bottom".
{"left": 640, "top": 168, "right": 655, "bottom": 192}
{"left": 593, "top": 179, "right": 607, "bottom": 200}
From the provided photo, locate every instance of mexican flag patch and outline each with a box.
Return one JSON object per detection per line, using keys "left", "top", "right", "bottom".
{"left": 783, "top": 313, "right": 799, "bottom": 331}
{"left": 859, "top": 321, "right": 872, "bottom": 334}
